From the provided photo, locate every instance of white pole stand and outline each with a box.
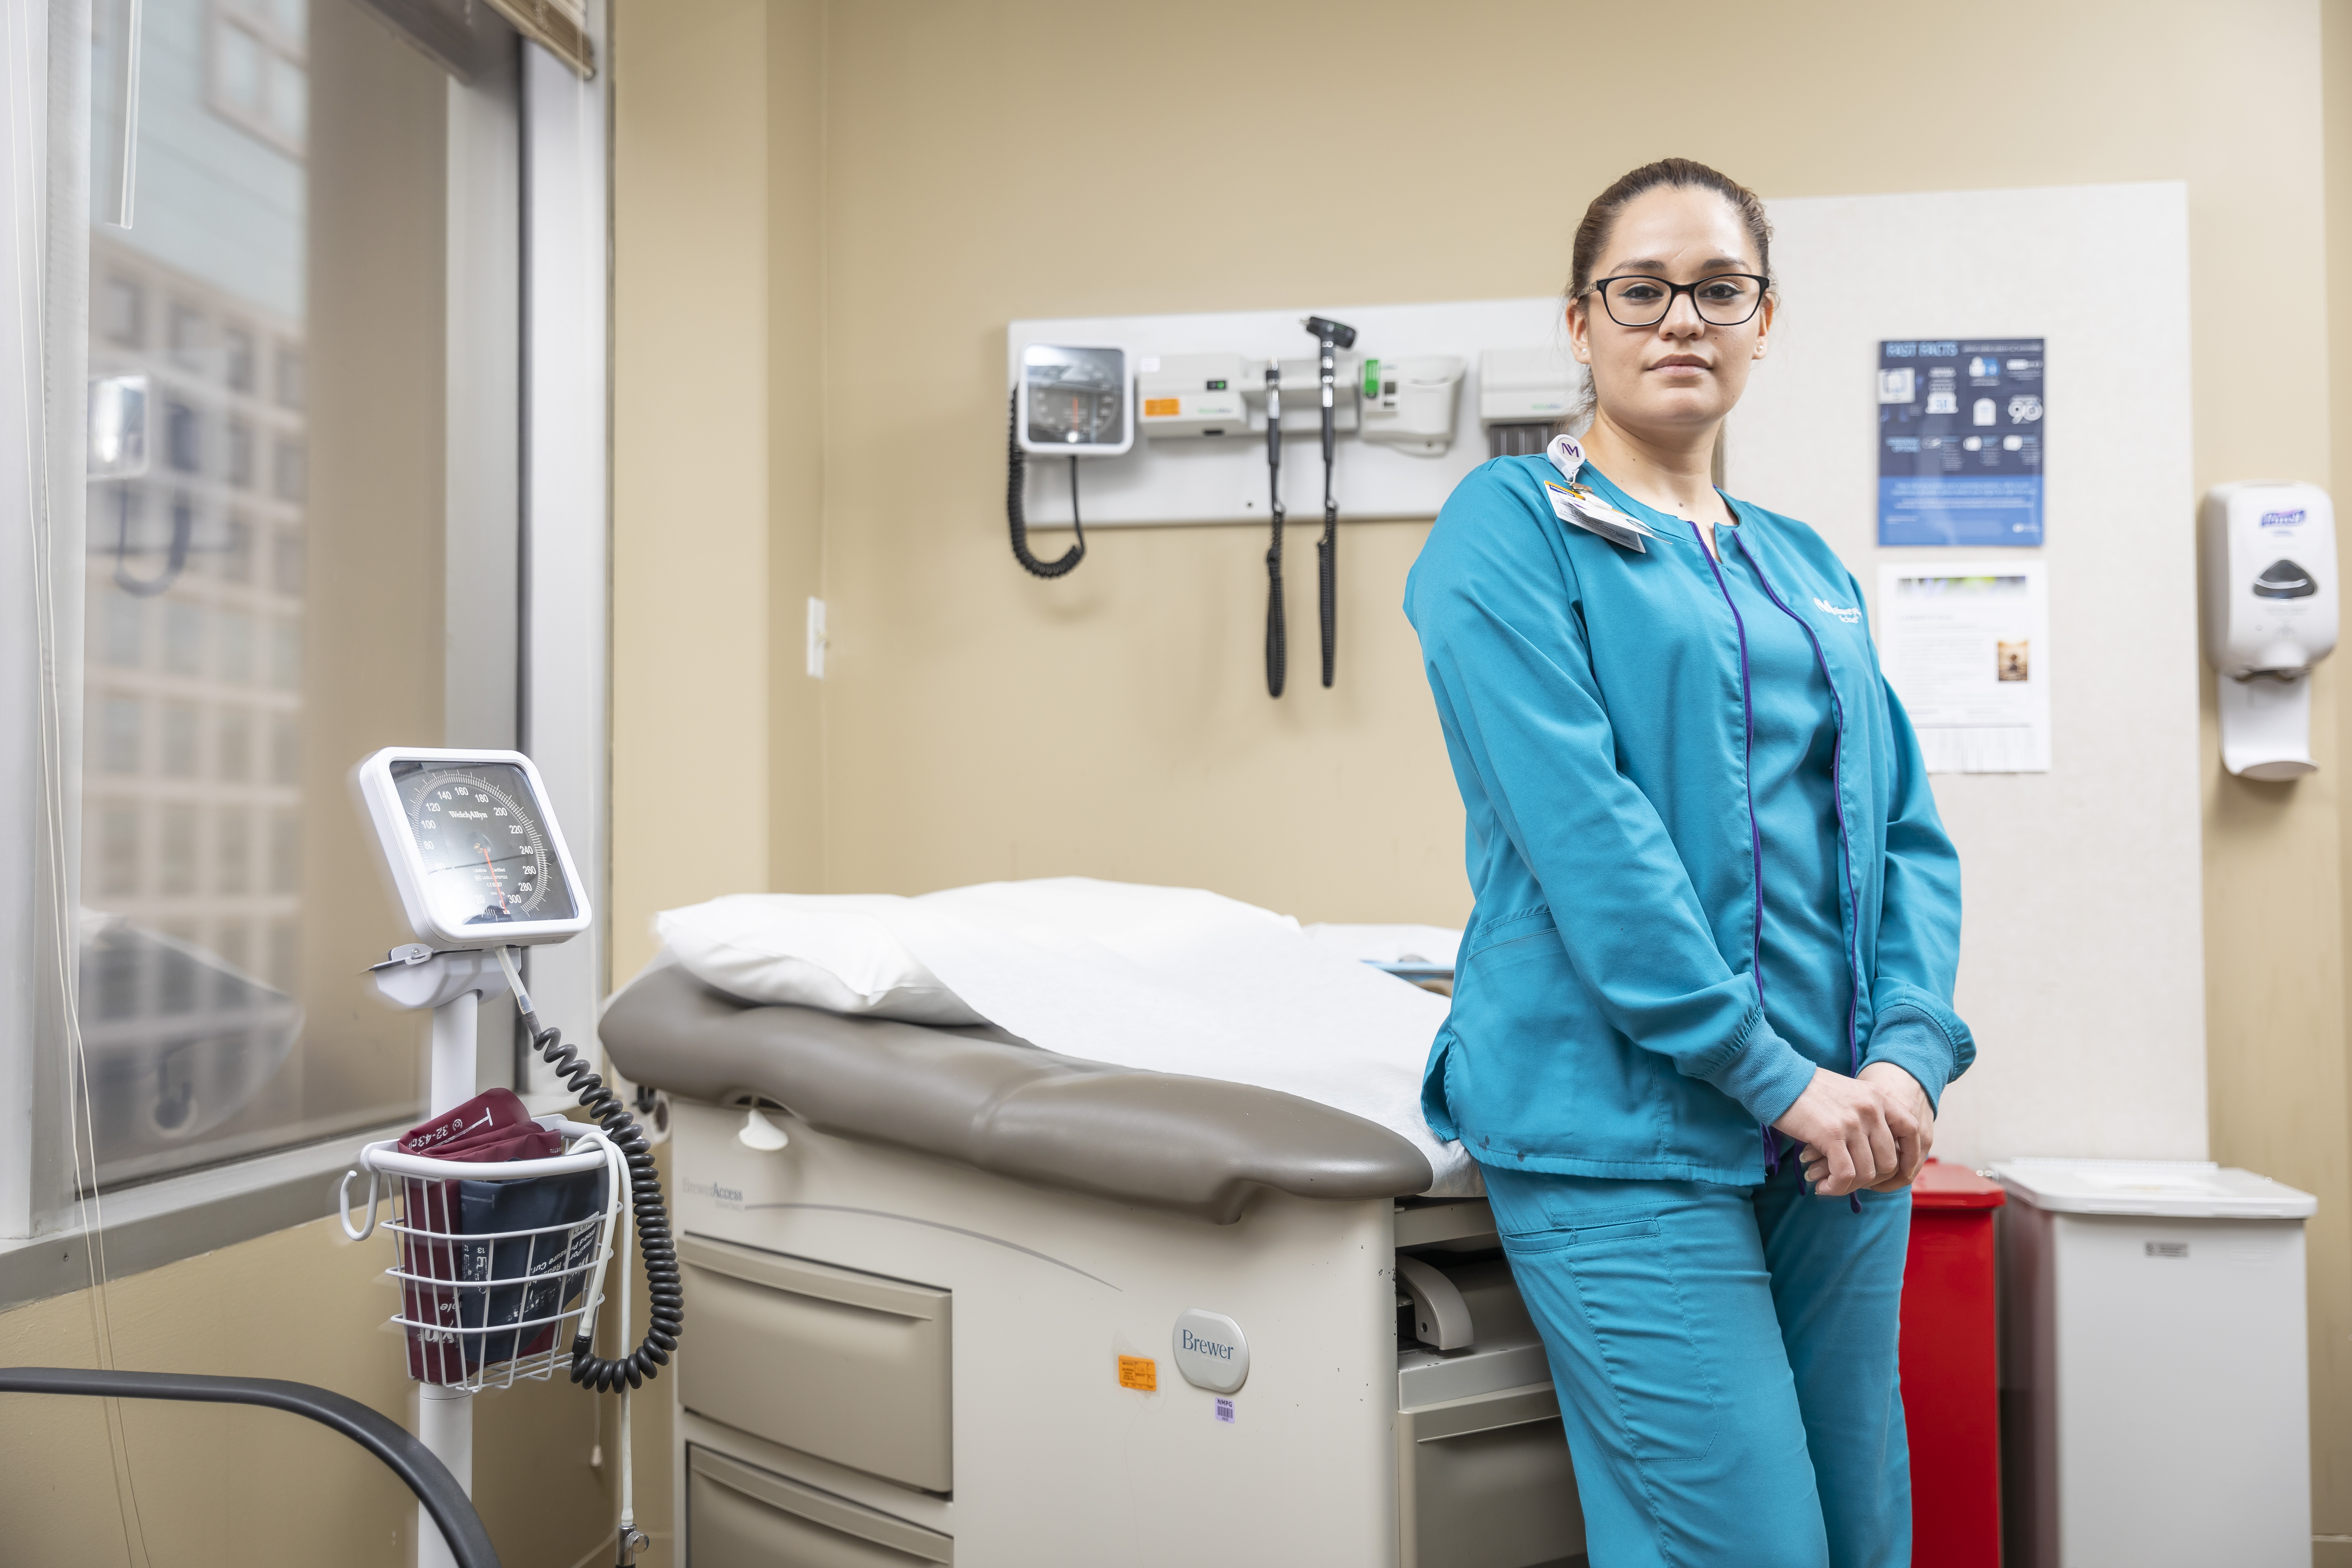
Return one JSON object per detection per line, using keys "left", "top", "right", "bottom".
{"left": 369, "top": 947, "right": 511, "bottom": 1568}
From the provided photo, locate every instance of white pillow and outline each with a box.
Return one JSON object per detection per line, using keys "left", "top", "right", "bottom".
{"left": 654, "top": 894, "right": 988, "bottom": 1026}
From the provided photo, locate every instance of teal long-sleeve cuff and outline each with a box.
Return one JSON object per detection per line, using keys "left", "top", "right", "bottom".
{"left": 1701, "top": 1014, "right": 1818, "bottom": 1128}
{"left": 1861, "top": 1012, "right": 1957, "bottom": 1111}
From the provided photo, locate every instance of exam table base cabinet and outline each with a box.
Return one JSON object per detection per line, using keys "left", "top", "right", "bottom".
{"left": 678, "top": 1234, "right": 953, "bottom": 1494}
{"left": 666, "top": 1100, "right": 1589, "bottom": 1566}
{"left": 689, "top": 1445, "right": 955, "bottom": 1567}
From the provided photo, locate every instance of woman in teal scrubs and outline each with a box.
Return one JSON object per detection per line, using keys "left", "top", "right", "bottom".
{"left": 1405, "top": 158, "right": 1972, "bottom": 1568}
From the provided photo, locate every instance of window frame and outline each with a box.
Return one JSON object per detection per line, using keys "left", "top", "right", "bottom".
{"left": 0, "top": 0, "right": 612, "bottom": 1298}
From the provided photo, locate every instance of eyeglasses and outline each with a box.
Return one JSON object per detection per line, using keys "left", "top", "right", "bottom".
{"left": 1582, "top": 273, "right": 1770, "bottom": 328}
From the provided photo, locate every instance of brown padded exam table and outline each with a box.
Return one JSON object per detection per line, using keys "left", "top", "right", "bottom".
{"left": 602, "top": 964, "right": 1587, "bottom": 1568}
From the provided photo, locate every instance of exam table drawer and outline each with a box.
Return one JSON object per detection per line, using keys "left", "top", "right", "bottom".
{"left": 1398, "top": 1382, "right": 1587, "bottom": 1568}
{"left": 680, "top": 1234, "right": 953, "bottom": 1493}
{"left": 688, "top": 1446, "right": 954, "bottom": 1567}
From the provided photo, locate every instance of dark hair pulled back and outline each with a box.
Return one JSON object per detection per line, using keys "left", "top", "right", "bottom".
{"left": 1563, "top": 158, "right": 1773, "bottom": 425}
{"left": 1568, "top": 156, "right": 1773, "bottom": 300}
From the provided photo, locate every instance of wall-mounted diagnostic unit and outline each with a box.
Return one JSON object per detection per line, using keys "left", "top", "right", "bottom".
{"left": 1480, "top": 346, "right": 1583, "bottom": 456}
{"left": 1360, "top": 356, "right": 1466, "bottom": 456}
{"left": 1008, "top": 343, "right": 1134, "bottom": 579}
{"left": 1004, "top": 299, "right": 1580, "bottom": 694}
{"left": 1138, "top": 354, "right": 1249, "bottom": 439}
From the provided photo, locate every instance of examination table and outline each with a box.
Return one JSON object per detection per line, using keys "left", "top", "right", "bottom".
{"left": 601, "top": 965, "right": 1587, "bottom": 1568}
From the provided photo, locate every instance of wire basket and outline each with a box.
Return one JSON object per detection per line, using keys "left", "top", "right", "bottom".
{"left": 340, "top": 1121, "right": 625, "bottom": 1392}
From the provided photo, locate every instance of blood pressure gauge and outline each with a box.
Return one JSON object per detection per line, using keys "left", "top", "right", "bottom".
{"left": 353, "top": 746, "right": 592, "bottom": 948}
{"left": 1015, "top": 343, "right": 1133, "bottom": 457}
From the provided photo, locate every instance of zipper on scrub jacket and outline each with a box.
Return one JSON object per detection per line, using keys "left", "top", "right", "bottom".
{"left": 1731, "top": 527, "right": 1871, "bottom": 1213}
{"left": 1687, "top": 520, "right": 1780, "bottom": 1176}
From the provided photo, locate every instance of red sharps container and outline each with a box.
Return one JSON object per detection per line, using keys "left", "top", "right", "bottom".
{"left": 1901, "top": 1158, "right": 2005, "bottom": 1567}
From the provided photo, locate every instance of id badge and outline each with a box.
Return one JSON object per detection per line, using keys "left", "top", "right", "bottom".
{"left": 1545, "top": 479, "right": 1654, "bottom": 553}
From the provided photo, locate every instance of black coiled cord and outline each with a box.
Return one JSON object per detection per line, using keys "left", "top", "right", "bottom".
{"left": 1007, "top": 388, "right": 1085, "bottom": 578}
{"left": 516, "top": 998, "right": 682, "bottom": 1392}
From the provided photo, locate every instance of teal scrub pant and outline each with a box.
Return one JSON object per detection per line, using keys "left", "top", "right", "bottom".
{"left": 1480, "top": 1160, "right": 1913, "bottom": 1568}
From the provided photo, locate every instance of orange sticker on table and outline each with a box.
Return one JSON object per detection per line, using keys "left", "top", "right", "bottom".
{"left": 1142, "top": 398, "right": 1180, "bottom": 418}
{"left": 1117, "top": 1355, "right": 1158, "bottom": 1392}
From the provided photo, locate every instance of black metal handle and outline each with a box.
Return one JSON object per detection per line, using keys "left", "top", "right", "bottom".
{"left": 0, "top": 1367, "right": 501, "bottom": 1568}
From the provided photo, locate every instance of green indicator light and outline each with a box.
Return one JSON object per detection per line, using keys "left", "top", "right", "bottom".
{"left": 1361, "top": 358, "right": 1380, "bottom": 399}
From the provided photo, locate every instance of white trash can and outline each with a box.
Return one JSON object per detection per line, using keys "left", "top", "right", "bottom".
{"left": 1989, "top": 1158, "right": 2316, "bottom": 1568}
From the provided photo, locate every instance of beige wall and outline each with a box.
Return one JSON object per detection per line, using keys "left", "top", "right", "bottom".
{"left": 610, "top": 0, "right": 776, "bottom": 978}
{"left": 611, "top": 2, "right": 2352, "bottom": 1555}
{"left": 18, "top": 4, "right": 2344, "bottom": 1566}
{"left": 0, "top": 1215, "right": 615, "bottom": 1568}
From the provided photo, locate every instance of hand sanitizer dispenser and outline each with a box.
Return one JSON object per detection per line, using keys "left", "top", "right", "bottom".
{"left": 2202, "top": 481, "right": 2338, "bottom": 780}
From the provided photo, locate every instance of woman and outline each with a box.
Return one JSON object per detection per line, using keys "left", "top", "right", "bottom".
{"left": 1404, "top": 158, "right": 1971, "bottom": 1568}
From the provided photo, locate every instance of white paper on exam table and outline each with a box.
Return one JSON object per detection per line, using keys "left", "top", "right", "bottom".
{"left": 651, "top": 879, "right": 1476, "bottom": 1196}
{"left": 1875, "top": 559, "right": 2052, "bottom": 773}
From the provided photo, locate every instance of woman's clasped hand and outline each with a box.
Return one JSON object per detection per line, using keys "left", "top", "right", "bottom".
{"left": 1773, "top": 1063, "right": 1937, "bottom": 1197}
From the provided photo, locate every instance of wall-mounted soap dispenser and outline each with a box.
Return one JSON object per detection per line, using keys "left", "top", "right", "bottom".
{"left": 2202, "top": 481, "right": 2338, "bottom": 780}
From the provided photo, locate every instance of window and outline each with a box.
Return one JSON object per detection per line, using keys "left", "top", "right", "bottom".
{"left": 60, "top": 0, "right": 537, "bottom": 1197}
{"left": 216, "top": 809, "right": 250, "bottom": 894}
{"left": 99, "top": 696, "right": 141, "bottom": 774}
{"left": 207, "top": 0, "right": 307, "bottom": 156}
{"left": 160, "top": 806, "right": 199, "bottom": 895}
{"left": 220, "top": 515, "right": 253, "bottom": 582}
{"left": 214, "top": 610, "right": 250, "bottom": 683}
{"left": 227, "top": 419, "right": 254, "bottom": 488}
{"left": 271, "top": 527, "right": 302, "bottom": 593}
{"left": 223, "top": 326, "right": 255, "bottom": 392}
{"left": 270, "top": 715, "right": 300, "bottom": 785}
{"left": 217, "top": 709, "right": 251, "bottom": 780}
{"left": 267, "top": 810, "right": 300, "bottom": 895}
{"left": 160, "top": 701, "right": 200, "bottom": 776}
{"left": 100, "top": 590, "right": 143, "bottom": 666}
{"left": 269, "top": 620, "right": 300, "bottom": 690}
{"left": 162, "top": 601, "right": 204, "bottom": 674}
{"left": 97, "top": 809, "right": 140, "bottom": 897}
{"left": 166, "top": 401, "right": 201, "bottom": 472}
{"left": 100, "top": 275, "right": 143, "bottom": 346}
{"left": 273, "top": 343, "right": 303, "bottom": 410}
{"left": 271, "top": 435, "right": 304, "bottom": 500}
{"left": 169, "top": 302, "right": 205, "bottom": 369}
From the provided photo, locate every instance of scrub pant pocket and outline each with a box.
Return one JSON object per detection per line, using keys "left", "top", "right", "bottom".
{"left": 1482, "top": 1163, "right": 1911, "bottom": 1568}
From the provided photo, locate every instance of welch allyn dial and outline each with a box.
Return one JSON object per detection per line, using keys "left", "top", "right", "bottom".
{"left": 394, "top": 759, "right": 578, "bottom": 931}
{"left": 355, "top": 747, "right": 591, "bottom": 948}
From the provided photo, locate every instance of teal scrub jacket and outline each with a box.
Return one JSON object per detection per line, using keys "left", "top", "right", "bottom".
{"left": 1405, "top": 457, "right": 1974, "bottom": 1185}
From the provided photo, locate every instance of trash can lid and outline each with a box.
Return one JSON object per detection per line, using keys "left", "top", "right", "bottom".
{"left": 1910, "top": 1159, "right": 2006, "bottom": 1210}
{"left": 1987, "top": 1158, "right": 2316, "bottom": 1219}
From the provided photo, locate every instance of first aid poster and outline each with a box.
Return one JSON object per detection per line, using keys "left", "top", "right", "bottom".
{"left": 1876, "top": 338, "right": 2045, "bottom": 547}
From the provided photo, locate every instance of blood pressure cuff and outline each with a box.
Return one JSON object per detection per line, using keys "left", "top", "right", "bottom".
{"left": 453, "top": 1167, "right": 610, "bottom": 1368}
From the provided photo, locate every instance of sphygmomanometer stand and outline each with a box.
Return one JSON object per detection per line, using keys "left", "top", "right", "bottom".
{"left": 351, "top": 946, "right": 648, "bottom": 1568}
{"left": 343, "top": 747, "right": 674, "bottom": 1568}
{"left": 373, "top": 948, "right": 510, "bottom": 1567}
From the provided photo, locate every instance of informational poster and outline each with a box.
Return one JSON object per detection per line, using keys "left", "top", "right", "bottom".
{"left": 1877, "top": 338, "right": 2046, "bottom": 546}
{"left": 1876, "top": 561, "right": 2051, "bottom": 773}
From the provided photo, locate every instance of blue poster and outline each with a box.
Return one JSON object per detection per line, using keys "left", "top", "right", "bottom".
{"left": 1877, "top": 338, "right": 2045, "bottom": 546}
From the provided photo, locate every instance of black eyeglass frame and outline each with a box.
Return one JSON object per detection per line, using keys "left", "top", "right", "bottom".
{"left": 1579, "top": 273, "right": 1772, "bottom": 328}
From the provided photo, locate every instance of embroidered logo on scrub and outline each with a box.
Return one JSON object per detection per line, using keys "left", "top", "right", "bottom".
{"left": 1812, "top": 596, "right": 1862, "bottom": 624}
{"left": 1545, "top": 479, "right": 1654, "bottom": 554}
